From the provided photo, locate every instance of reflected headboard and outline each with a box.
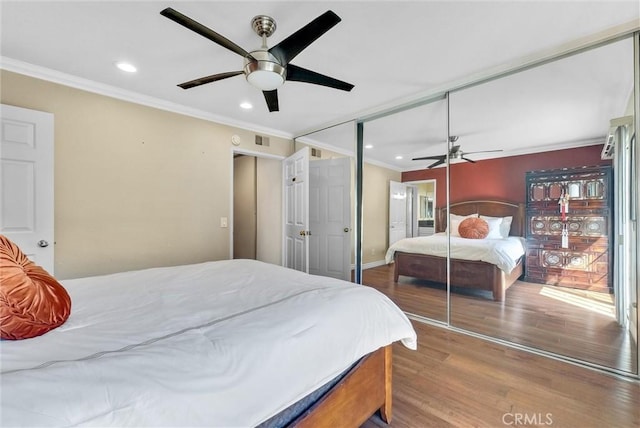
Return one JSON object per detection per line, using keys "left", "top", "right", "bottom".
{"left": 436, "top": 200, "right": 525, "bottom": 236}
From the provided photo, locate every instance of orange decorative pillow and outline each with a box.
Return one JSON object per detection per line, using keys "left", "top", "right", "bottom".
{"left": 458, "top": 217, "right": 490, "bottom": 239}
{"left": 0, "top": 235, "right": 71, "bottom": 340}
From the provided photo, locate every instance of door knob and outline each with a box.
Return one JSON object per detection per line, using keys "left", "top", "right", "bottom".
{"left": 344, "top": 227, "right": 350, "bottom": 233}
{"left": 37, "top": 240, "right": 49, "bottom": 248}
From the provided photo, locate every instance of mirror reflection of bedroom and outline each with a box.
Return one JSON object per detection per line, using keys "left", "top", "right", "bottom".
{"left": 365, "top": 97, "right": 450, "bottom": 322}
{"left": 362, "top": 36, "right": 638, "bottom": 375}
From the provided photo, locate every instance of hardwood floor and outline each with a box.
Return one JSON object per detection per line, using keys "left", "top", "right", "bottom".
{"left": 363, "top": 321, "right": 640, "bottom": 428}
{"left": 362, "top": 264, "right": 637, "bottom": 373}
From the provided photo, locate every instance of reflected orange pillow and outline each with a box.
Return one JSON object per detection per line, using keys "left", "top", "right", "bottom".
{"left": 0, "top": 235, "right": 71, "bottom": 340}
{"left": 458, "top": 217, "right": 489, "bottom": 239}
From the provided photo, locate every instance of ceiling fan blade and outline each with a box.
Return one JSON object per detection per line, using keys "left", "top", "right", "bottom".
{"left": 427, "top": 159, "right": 445, "bottom": 169}
{"left": 461, "top": 156, "right": 477, "bottom": 164}
{"left": 286, "top": 64, "right": 354, "bottom": 91}
{"left": 161, "top": 8, "right": 252, "bottom": 59}
{"left": 263, "top": 90, "right": 279, "bottom": 112}
{"left": 269, "top": 10, "right": 341, "bottom": 65}
{"left": 412, "top": 155, "right": 445, "bottom": 161}
{"left": 177, "top": 71, "right": 244, "bottom": 89}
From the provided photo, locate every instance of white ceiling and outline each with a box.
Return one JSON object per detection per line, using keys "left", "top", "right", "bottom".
{"left": 1, "top": 1, "right": 638, "bottom": 171}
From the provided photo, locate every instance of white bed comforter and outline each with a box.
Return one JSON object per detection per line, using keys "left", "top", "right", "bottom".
{"left": 0, "top": 259, "right": 416, "bottom": 427}
{"left": 385, "top": 233, "right": 525, "bottom": 273}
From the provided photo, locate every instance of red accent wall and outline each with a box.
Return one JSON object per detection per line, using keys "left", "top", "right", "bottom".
{"left": 401, "top": 145, "right": 611, "bottom": 207}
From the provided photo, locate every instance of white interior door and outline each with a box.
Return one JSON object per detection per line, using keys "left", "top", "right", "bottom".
{"left": 282, "top": 147, "right": 309, "bottom": 272}
{"left": 1, "top": 104, "right": 54, "bottom": 273}
{"left": 308, "top": 157, "right": 351, "bottom": 280}
{"left": 389, "top": 180, "right": 408, "bottom": 246}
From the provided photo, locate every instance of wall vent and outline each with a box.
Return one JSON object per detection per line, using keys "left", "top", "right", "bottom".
{"left": 311, "top": 148, "right": 322, "bottom": 158}
{"left": 255, "top": 135, "right": 270, "bottom": 146}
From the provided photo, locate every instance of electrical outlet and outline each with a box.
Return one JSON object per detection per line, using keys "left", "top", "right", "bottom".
{"left": 220, "top": 217, "right": 228, "bottom": 228}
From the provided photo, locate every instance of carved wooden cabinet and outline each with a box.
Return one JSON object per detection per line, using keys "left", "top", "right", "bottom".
{"left": 524, "top": 165, "right": 612, "bottom": 292}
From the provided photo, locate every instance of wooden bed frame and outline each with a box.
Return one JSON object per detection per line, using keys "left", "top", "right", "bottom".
{"left": 290, "top": 345, "right": 392, "bottom": 427}
{"left": 393, "top": 200, "right": 525, "bottom": 302}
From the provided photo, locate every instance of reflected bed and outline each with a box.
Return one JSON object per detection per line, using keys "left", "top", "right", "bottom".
{"left": 388, "top": 200, "right": 525, "bottom": 302}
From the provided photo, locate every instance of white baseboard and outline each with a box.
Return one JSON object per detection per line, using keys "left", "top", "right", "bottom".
{"left": 351, "top": 259, "right": 388, "bottom": 271}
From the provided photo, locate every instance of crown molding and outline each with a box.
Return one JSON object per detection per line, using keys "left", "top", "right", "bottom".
{"left": 0, "top": 56, "right": 294, "bottom": 140}
{"left": 297, "top": 134, "right": 405, "bottom": 172}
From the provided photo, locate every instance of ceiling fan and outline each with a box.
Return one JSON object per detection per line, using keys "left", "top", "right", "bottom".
{"left": 412, "top": 136, "right": 503, "bottom": 168}
{"left": 160, "top": 8, "right": 354, "bottom": 112}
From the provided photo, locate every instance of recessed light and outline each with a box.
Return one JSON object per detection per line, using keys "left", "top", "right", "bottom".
{"left": 116, "top": 62, "right": 137, "bottom": 73}
{"left": 365, "top": 144, "right": 373, "bottom": 149}
{"left": 240, "top": 102, "right": 253, "bottom": 110}
{"left": 395, "top": 155, "right": 403, "bottom": 160}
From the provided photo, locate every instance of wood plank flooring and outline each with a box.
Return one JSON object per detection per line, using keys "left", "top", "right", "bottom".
{"left": 362, "top": 264, "right": 636, "bottom": 373}
{"left": 362, "top": 321, "right": 640, "bottom": 428}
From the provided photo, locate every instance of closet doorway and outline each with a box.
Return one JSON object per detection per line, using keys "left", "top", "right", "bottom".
{"left": 232, "top": 150, "right": 283, "bottom": 265}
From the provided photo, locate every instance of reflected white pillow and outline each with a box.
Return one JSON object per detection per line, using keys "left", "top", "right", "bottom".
{"left": 480, "top": 215, "right": 513, "bottom": 238}
{"left": 447, "top": 213, "right": 478, "bottom": 237}
{"left": 484, "top": 217, "right": 504, "bottom": 239}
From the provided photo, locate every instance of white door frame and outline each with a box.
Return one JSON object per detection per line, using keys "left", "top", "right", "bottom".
{"left": 229, "top": 147, "right": 284, "bottom": 260}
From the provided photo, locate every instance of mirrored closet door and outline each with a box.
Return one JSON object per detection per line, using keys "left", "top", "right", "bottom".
{"left": 354, "top": 33, "right": 638, "bottom": 376}
{"left": 448, "top": 36, "right": 636, "bottom": 374}
{"left": 360, "top": 96, "right": 449, "bottom": 323}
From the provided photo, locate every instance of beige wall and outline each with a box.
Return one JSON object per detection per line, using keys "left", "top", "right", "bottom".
{"left": 1, "top": 70, "right": 397, "bottom": 278}
{"left": 1, "top": 70, "right": 292, "bottom": 279}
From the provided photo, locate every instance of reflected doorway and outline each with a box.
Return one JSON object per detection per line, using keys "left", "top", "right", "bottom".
{"left": 414, "top": 180, "right": 436, "bottom": 237}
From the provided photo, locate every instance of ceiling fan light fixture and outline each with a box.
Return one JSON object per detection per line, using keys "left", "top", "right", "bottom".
{"left": 246, "top": 68, "right": 285, "bottom": 90}
{"left": 244, "top": 50, "right": 286, "bottom": 90}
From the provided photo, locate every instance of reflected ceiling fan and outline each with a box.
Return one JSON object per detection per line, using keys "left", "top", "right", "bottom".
{"left": 412, "top": 136, "right": 503, "bottom": 168}
{"left": 160, "top": 8, "right": 354, "bottom": 112}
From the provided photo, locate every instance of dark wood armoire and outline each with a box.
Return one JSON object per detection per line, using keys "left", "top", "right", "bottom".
{"left": 524, "top": 165, "right": 612, "bottom": 292}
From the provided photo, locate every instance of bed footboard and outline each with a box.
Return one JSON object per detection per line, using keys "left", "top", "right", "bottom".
{"left": 290, "top": 345, "right": 393, "bottom": 427}
{"left": 394, "top": 251, "right": 523, "bottom": 302}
